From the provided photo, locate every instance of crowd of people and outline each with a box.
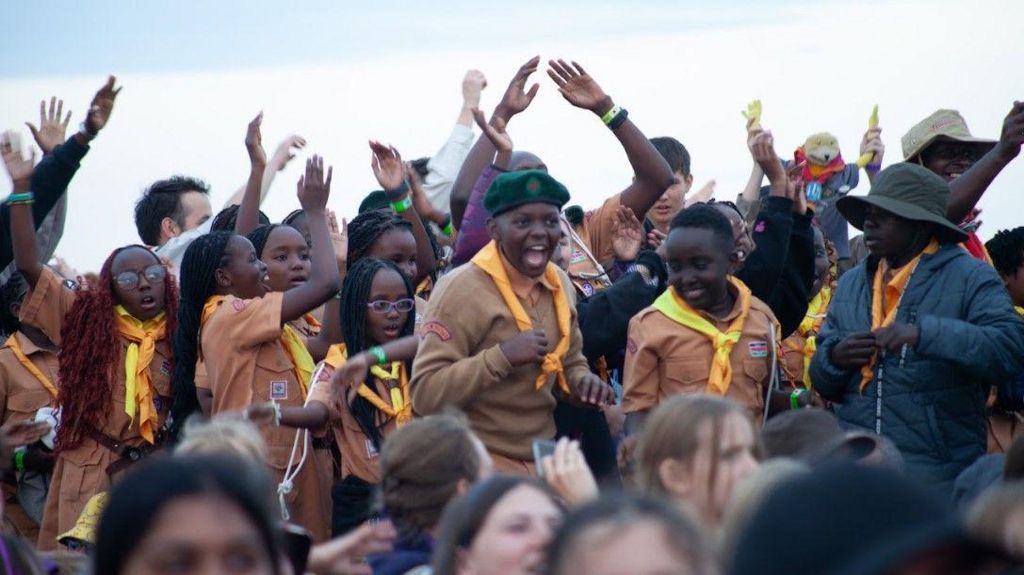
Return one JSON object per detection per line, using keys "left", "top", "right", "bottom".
{"left": 0, "top": 56, "right": 1022, "bottom": 574}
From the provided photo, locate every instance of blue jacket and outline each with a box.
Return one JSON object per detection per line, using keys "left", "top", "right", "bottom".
{"left": 810, "top": 244, "right": 1024, "bottom": 497}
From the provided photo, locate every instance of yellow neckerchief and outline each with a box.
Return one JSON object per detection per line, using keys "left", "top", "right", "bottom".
{"left": 324, "top": 344, "right": 412, "bottom": 426}
{"left": 4, "top": 334, "right": 58, "bottom": 399}
{"left": 471, "top": 240, "right": 572, "bottom": 394}
{"left": 652, "top": 277, "right": 753, "bottom": 395}
{"left": 859, "top": 239, "right": 940, "bottom": 392}
{"left": 416, "top": 276, "right": 433, "bottom": 300}
{"left": 113, "top": 305, "right": 167, "bottom": 444}
{"left": 280, "top": 325, "right": 315, "bottom": 401}
{"left": 787, "top": 286, "right": 831, "bottom": 389}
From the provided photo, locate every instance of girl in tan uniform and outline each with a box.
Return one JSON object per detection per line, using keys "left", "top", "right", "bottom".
{"left": 170, "top": 156, "right": 340, "bottom": 542}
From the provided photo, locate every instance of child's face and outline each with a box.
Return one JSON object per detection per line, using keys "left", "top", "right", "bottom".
{"left": 260, "top": 227, "right": 311, "bottom": 293}
{"left": 489, "top": 203, "right": 563, "bottom": 279}
{"left": 364, "top": 268, "right": 411, "bottom": 346}
{"left": 812, "top": 228, "right": 830, "bottom": 297}
{"left": 648, "top": 170, "right": 691, "bottom": 230}
{"left": 111, "top": 247, "right": 167, "bottom": 321}
{"left": 218, "top": 235, "right": 269, "bottom": 300}
{"left": 366, "top": 229, "right": 418, "bottom": 282}
{"left": 862, "top": 205, "right": 918, "bottom": 261}
{"left": 664, "top": 227, "right": 732, "bottom": 311}
{"left": 1002, "top": 265, "right": 1024, "bottom": 308}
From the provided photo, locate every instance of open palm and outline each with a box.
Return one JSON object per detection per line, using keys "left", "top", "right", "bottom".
{"left": 547, "top": 59, "right": 608, "bottom": 112}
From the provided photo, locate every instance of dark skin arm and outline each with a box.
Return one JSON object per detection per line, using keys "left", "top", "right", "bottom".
{"left": 830, "top": 332, "right": 877, "bottom": 369}
{"left": 370, "top": 141, "right": 436, "bottom": 285}
{"left": 235, "top": 112, "right": 266, "bottom": 236}
{"left": 946, "top": 101, "right": 1024, "bottom": 223}
{"left": 2, "top": 132, "right": 42, "bottom": 287}
{"left": 330, "top": 335, "right": 420, "bottom": 389}
{"left": 304, "top": 211, "right": 347, "bottom": 362}
{"left": 547, "top": 59, "right": 674, "bottom": 221}
{"left": 451, "top": 57, "right": 541, "bottom": 228}
{"left": 280, "top": 156, "right": 342, "bottom": 323}
{"left": 243, "top": 400, "right": 330, "bottom": 430}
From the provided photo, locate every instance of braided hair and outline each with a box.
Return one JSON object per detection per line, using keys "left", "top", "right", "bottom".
{"left": 170, "top": 232, "right": 235, "bottom": 439}
{"left": 346, "top": 210, "right": 413, "bottom": 265}
{"left": 986, "top": 227, "right": 1024, "bottom": 278}
{"left": 210, "top": 204, "right": 271, "bottom": 233}
{"left": 0, "top": 272, "right": 28, "bottom": 337}
{"left": 57, "top": 246, "right": 179, "bottom": 453}
{"left": 340, "top": 257, "right": 415, "bottom": 450}
{"left": 246, "top": 224, "right": 283, "bottom": 259}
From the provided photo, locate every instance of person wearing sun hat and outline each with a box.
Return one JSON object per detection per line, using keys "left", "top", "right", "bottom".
{"left": 412, "top": 169, "right": 615, "bottom": 475}
{"left": 809, "top": 162, "right": 1024, "bottom": 498}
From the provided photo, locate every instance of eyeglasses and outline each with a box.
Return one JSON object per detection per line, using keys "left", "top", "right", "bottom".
{"left": 366, "top": 298, "right": 415, "bottom": 314}
{"left": 115, "top": 264, "right": 167, "bottom": 290}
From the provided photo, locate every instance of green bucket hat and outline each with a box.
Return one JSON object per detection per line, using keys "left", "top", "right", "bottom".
{"left": 836, "top": 163, "right": 968, "bottom": 243}
{"left": 484, "top": 169, "right": 570, "bottom": 217}
{"left": 901, "top": 109, "right": 997, "bottom": 161}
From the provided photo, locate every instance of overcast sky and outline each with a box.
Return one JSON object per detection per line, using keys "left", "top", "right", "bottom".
{"left": 2, "top": 0, "right": 1022, "bottom": 270}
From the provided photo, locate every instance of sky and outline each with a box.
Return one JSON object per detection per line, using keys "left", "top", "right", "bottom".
{"left": 1, "top": 0, "right": 1023, "bottom": 271}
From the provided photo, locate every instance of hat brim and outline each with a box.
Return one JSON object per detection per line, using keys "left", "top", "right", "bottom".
{"left": 837, "top": 194, "right": 968, "bottom": 243}
{"left": 905, "top": 134, "right": 997, "bottom": 163}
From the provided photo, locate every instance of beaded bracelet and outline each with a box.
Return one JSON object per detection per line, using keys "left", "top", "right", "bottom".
{"left": 7, "top": 192, "right": 34, "bottom": 205}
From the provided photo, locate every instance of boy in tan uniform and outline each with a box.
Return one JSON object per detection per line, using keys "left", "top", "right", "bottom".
{"left": 624, "top": 204, "right": 779, "bottom": 435}
{"left": 412, "top": 170, "right": 614, "bottom": 474}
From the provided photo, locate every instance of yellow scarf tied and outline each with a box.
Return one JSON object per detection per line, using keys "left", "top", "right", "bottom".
{"left": 4, "top": 335, "right": 58, "bottom": 399}
{"left": 359, "top": 362, "right": 413, "bottom": 426}
{"left": 472, "top": 240, "right": 572, "bottom": 394}
{"left": 280, "top": 325, "right": 315, "bottom": 401}
{"left": 859, "top": 240, "right": 939, "bottom": 393}
{"left": 114, "top": 306, "right": 167, "bottom": 444}
{"left": 652, "top": 277, "right": 753, "bottom": 395}
{"left": 791, "top": 286, "right": 830, "bottom": 389}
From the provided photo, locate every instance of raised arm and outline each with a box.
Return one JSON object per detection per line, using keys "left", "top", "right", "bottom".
{"left": 370, "top": 142, "right": 436, "bottom": 284}
{"left": 546, "top": 59, "right": 674, "bottom": 219}
{"left": 2, "top": 133, "right": 41, "bottom": 286}
{"left": 304, "top": 210, "right": 347, "bottom": 362}
{"left": 234, "top": 112, "right": 266, "bottom": 235}
{"left": 223, "top": 134, "right": 306, "bottom": 208}
{"left": 280, "top": 156, "right": 342, "bottom": 322}
{"left": 946, "top": 101, "right": 1024, "bottom": 223}
{"left": 451, "top": 57, "right": 540, "bottom": 228}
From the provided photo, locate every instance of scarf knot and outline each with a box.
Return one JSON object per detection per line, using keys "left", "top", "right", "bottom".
{"left": 114, "top": 306, "right": 167, "bottom": 444}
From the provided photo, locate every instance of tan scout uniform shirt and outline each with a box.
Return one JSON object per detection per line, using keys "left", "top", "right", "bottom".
{"left": 411, "top": 261, "right": 591, "bottom": 464}
{"left": 26, "top": 267, "right": 174, "bottom": 550}
{"left": 623, "top": 291, "right": 778, "bottom": 425}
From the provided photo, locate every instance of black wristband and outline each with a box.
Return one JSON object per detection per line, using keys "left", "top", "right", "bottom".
{"left": 385, "top": 181, "right": 410, "bottom": 201}
{"left": 608, "top": 108, "right": 629, "bottom": 130}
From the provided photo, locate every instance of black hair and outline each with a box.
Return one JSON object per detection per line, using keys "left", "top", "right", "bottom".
{"left": 670, "top": 203, "right": 735, "bottom": 254}
{"left": 564, "top": 205, "right": 585, "bottom": 228}
{"left": 986, "top": 227, "right": 1024, "bottom": 278}
{"left": 134, "top": 176, "right": 211, "bottom": 246}
{"left": 170, "top": 231, "right": 235, "bottom": 439}
{"left": 210, "top": 204, "right": 271, "bottom": 233}
{"left": 282, "top": 209, "right": 306, "bottom": 227}
{"left": 650, "top": 137, "right": 691, "bottom": 177}
{"left": 347, "top": 210, "right": 414, "bottom": 265}
{"left": 432, "top": 475, "right": 561, "bottom": 575}
{"left": 410, "top": 157, "right": 431, "bottom": 180}
{"left": 246, "top": 224, "right": 284, "bottom": 259}
{"left": 94, "top": 455, "right": 282, "bottom": 575}
{"left": 0, "top": 272, "right": 29, "bottom": 336}
{"left": 547, "top": 493, "right": 714, "bottom": 575}
{"left": 359, "top": 190, "right": 390, "bottom": 214}
{"left": 341, "top": 258, "right": 416, "bottom": 450}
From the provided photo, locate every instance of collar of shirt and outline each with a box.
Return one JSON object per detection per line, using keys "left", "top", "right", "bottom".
{"left": 498, "top": 249, "right": 556, "bottom": 302}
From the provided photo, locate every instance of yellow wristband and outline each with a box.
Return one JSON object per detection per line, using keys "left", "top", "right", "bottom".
{"left": 601, "top": 105, "right": 623, "bottom": 125}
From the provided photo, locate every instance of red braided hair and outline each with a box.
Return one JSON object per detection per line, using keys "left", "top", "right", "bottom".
{"left": 55, "top": 246, "right": 179, "bottom": 452}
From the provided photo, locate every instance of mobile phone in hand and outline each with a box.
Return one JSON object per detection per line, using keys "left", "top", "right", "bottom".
{"left": 533, "top": 439, "right": 557, "bottom": 477}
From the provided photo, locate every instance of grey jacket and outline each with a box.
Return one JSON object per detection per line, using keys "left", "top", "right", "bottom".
{"left": 810, "top": 244, "right": 1024, "bottom": 497}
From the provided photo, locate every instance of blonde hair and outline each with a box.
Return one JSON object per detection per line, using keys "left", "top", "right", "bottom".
{"left": 636, "top": 394, "right": 748, "bottom": 497}
{"left": 175, "top": 415, "right": 268, "bottom": 462}
{"left": 719, "top": 458, "right": 809, "bottom": 561}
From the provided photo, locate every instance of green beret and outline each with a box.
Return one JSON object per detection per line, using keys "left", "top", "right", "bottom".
{"left": 484, "top": 170, "right": 570, "bottom": 216}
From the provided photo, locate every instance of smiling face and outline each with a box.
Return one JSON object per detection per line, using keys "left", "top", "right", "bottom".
{"left": 488, "top": 203, "right": 563, "bottom": 278}
{"left": 215, "top": 235, "right": 269, "bottom": 300}
{"left": 366, "top": 229, "right": 418, "bottom": 282}
{"left": 365, "top": 267, "right": 412, "bottom": 346}
{"left": 665, "top": 227, "right": 733, "bottom": 313}
{"left": 919, "top": 140, "right": 985, "bottom": 182}
{"left": 260, "top": 226, "right": 310, "bottom": 292}
{"left": 458, "top": 484, "right": 562, "bottom": 575}
{"left": 111, "top": 247, "right": 167, "bottom": 321}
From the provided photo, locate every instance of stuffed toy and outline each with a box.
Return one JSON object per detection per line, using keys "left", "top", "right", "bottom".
{"left": 793, "top": 106, "right": 879, "bottom": 204}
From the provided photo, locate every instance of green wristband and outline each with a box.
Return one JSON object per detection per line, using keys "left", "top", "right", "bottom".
{"left": 391, "top": 197, "right": 413, "bottom": 214}
{"left": 7, "top": 192, "right": 34, "bottom": 205}
{"left": 368, "top": 346, "right": 387, "bottom": 365}
{"left": 601, "top": 105, "right": 623, "bottom": 125}
{"left": 14, "top": 450, "right": 25, "bottom": 472}
{"left": 442, "top": 221, "right": 454, "bottom": 237}
{"left": 790, "top": 389, "right": 805, "bottom": 410}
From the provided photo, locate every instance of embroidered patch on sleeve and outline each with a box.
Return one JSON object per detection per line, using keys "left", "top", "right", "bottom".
{"left": 748, "top": 341, "right": 769, "bottom": 358}
{"left": 231, "top": 299, "right": 247, "bottom": 312}
{"left": 421, "top": 320, "right": 452, "bottom": 341}
{"left": 626, "top": 337, "right": 638, "bottom": 354}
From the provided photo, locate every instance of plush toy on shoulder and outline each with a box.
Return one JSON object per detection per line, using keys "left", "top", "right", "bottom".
{"left": 793, "top": 106, "right": 879, "bottom": 204}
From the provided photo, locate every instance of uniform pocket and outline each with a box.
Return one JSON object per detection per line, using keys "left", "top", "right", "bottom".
{"left": 663, "top": 359, "right": 711, "bottom": 394}
{"left": 254, "top": 350, "right": 296, "bottom": 404}
{"left": 6, "top": 390, "right": 51, "bottom": 419}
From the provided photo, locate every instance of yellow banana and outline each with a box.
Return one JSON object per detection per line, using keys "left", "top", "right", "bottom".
{"left": 857, "top": 104, "right": 880, "bottom": 167}
{"left": 742, "top": 100, "right": 762, "bottom": 130}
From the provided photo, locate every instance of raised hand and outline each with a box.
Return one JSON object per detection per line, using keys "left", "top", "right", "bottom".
{"left": 495, "top": 56, "right": 541, "bottom": 122}
{"left": 83, "top": 75, "right": 122, "bottom": 135}
{"left": 994, "top": 100, "right": 1024, "bottom": 163}
{"left": 750, "top": 131, "right": 787, "bottom": 184}
{"left": 546, "top": 59, "right": 611, "bottom": 114}
{"left": 785, "top": 162, "right": 808, "bottom": 214}
{"left": 472, "top": 108, "right": 512, "bottom": 153}
{"left": 540, "top": 438, "right": 599, "bottom": 506}
{"left": 327, "top": 210, "right": 348, "bottom": 266}
{"left": 270, "top": 134, "right": 306, "bottom": 171}
{"left": 860, "top": 126, "right": 885, "bottom": 166}
{"left": 297, "top": 155, "right": 332, "bottom": 212}
{"left": 463, "top": 69, "right": 488, "bottom": 109}
{"left": 685, "top": 180, "right": 716, "bottom": 208}
{"left": 500, "top": 329, "right": 549, "bottom": 367}
{"left": 26, "top": 97, "right": 71, "bottom": 154}
{"left": 611, "top": 205, "right": 643, "bottom": 262}
{"left": 0, "top": 131, "right": 36, "bottom": 187}
{"left": 369, "top": 141, "right": 405, "bottom": 191}
{"left": 245, "top": 111, "right": 266, "bottom": 166}
{"left": 308, "top": 520, "right": 397, "bottom": 575}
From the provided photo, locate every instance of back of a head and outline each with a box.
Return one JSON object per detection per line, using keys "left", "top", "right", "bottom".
{"left": 210, "top": 204, "right": 271, "bottom": 232}
{"left": 176, "top": 415, "right": 268, "bottom": 462}
{"left": 760, "top": 409, "right": 844, "bottom": 460}
{"left": 94, "top": 454, "right": 281, "bottom": 575}
{"left": 719, "top": 458, "right": 810, "bottom": 563}
{"left": 986, "top": 227, "right": 1024, "bottom": 278}
{"left": 731, "top": 464, "right": 952, "bottom": 575}
{"left": 547, "top": 492, "right": 716, "bottom": 575}
{"left": 379, "top": 414, "right": 482, "bottom": 537}
{"left": 650, "top": 136, "right": 691, "bottom": 176}
{"left": 133, "top": 175, "right": 210, "bottom": 246}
